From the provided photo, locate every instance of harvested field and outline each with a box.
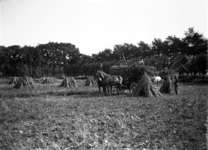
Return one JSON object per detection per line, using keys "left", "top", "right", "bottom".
{"left": 0, "top": 78, "right": 207, "bottom": 150}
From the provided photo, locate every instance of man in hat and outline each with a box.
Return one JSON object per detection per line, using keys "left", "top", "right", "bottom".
{"left": 173, "top": 74, "right": 179, "bottom": 95}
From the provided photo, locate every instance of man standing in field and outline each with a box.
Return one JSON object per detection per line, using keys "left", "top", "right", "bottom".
{"left": 173, "top": 75, "right": 179, "bottom": 95}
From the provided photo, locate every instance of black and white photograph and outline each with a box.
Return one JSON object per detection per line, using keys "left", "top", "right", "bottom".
{"left": 0, "top": 0, "right": 207, "bottom": 149}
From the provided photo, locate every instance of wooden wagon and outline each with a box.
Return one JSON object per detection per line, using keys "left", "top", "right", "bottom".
{"left": 109, "top": 64, "right": 141, "bottom": 93}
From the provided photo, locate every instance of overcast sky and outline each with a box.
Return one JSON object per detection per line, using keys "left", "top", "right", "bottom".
{"left": 0, "top": 0, "right": 207, "bottom": 55}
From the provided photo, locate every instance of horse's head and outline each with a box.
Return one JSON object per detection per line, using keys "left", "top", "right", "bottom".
{"left": 97, "top": 77, "right": 103, "bottom": 85}
{"left": 116, "top": 75, "right": 123, "bottom": 85}
{"left": 95, "top": 71, "right": 105, "bottom": 80}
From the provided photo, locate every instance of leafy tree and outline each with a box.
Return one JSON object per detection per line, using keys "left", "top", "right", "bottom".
{"left": 151, "top": 38, "right": 167, "bottom": 56}
{"left": 165, "top": 36, "right": 184, "bottom": 56}
{"left": 21, "top": 46, "right": 37, "bottom": 76}
{"left": 183, "top": 27, "right": 207, "bottom": 55}
{"left": 36, "top": 44, "right": 51, "bottom": 76}
{"left": 0, "top": 27, "right": 207, "bottom": 78}
{"left": 137, "top": 41, "right": 151, "bottom": 58}
{"left": 113, "top": 44, "right": 123, "bottom": 62}
{"left": 0, "top": 46, "right": 7, "bottom": 76}
{"left": 144, "top": 56, "right": 158, "bottom": 67}
{"left": 34, "top": 45, "right": 45, "bottom": 77}
{"left": 194, "top": 54, "right": 207, "bottom": 77}
{"left": 169, "top": 54, "right": 193, "bottom": 76}
{"left": 121, "top": 43, "right": 137, "bottom": 60}
{"left": 46, "top": 42, "right": 59, "bottom": 76}
{"left": 64, "top": 44, "right": 80, "bottom": 76}
{"left": 102, "top": 61, "right": 116, "bottom": 73}
{"left": 96, "top": 49, "right": 114, "bottom": 62}
{"left": 6, "top": 45, "right": 23, "bottom": 76}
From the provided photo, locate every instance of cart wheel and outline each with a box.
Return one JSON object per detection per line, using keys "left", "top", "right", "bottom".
{"left": 130, "top": 82, "right": 137, "bottom": 93}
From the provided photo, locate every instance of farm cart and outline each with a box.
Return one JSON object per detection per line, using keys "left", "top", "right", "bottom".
{"left": 109, "top": 65, "right": 143, "bottom": 93}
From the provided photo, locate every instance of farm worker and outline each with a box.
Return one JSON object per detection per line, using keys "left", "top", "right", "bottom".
{"left": 173, "top": 75, "right": 179, "bottom": 95}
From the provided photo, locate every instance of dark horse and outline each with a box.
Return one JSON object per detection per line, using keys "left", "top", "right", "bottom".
{"left": 95, "top": 70, "right": 123, "bottom": 96}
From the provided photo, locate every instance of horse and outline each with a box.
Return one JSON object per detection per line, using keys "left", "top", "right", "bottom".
{"left": 93, "top": 73, "right": 104, "bottom": 93}
{"left": 95, "top": 70, "right": 123, "bottom": 96}
{"left": 96, "top": 76, "right": 122, "bottom": 94}
{"left": 152, "top": 76, "right": 163, "bottom": 85}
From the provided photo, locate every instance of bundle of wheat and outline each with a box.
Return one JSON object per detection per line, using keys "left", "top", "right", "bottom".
{"left": 0, "top": 100, "right": 10, "bottom": 114}
{"left": 59, "top": 77, "right": 77, "bottom": 88}
{"left": 8, "top": 77, "right": 19, "bottom": 85}
{"left": 84, "top": 76, "right": 97, "bottom": 86}
{"left": 159, "top": 75, "right": 175, "bottom": 94}
{"left": 133, "top": 72, "right": 162, "bottom": 97}
{"left": 14, "top": 76, "right": 35, "bottom": 89}
{"left": 42, "top": 77, "right": 54, "bottom": 84}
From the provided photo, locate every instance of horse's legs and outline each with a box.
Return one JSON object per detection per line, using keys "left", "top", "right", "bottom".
{"left": 106, "top": 85, "right": 112, "bottom": 95}
{"left": 100, "top": 85, "right": 104, "bottom": 93}
{"left": 98, "top": 86, "right": 101, "bottom": 93}
{"left": 116, "top": 84, "right": 120, "bottom": 96}
{"left": 104, "top": 85, "right": 111, "bottom": 96}
{"left": 107, "top": 85, "right": 111, "bottom": 95}
{"left": 110, "top": 85, "right": 113, "bottom": 95}
{"left": 103, "top": 85, "right": 107, "bottom": 96}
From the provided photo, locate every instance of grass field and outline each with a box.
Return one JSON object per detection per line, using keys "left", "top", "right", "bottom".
{"left": 0, "top": 78, "right": 207, "bottom": 150}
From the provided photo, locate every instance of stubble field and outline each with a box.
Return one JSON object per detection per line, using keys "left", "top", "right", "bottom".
{"left": 0, "top": 78, "right": 207, "bottom": 150}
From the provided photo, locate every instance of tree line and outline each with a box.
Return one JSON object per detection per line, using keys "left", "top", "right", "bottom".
{"left": 0, "top": 27, "right": 207, "bottom": 78}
